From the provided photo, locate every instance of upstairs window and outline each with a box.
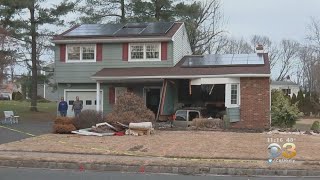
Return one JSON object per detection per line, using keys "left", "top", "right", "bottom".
{"left": 129, "top": 43, "right": 160, "bottom": 61}
{"left": 66, "top": 44, "right": 96, "bottom": 62}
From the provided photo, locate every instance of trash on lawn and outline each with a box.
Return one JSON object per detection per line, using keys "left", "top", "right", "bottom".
{"left": 72, "top": 122, "right": 154, "bottom": 136}
{"left": 126, "top": 122, "right": 154, "bottom": 136}
{"left": 71, "top": 128, "right": 114, "bottom": 136}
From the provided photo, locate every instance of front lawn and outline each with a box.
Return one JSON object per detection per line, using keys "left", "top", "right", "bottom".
{"left": 0, "top": 101, "right": 57, "bottom": 121}
{"left": 295, "top": 118, "right": 320, "bottom": 131}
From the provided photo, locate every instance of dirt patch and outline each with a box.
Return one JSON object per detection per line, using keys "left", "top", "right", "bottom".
{"left": 0, "top": 131, "right": 319, "bottom": 162}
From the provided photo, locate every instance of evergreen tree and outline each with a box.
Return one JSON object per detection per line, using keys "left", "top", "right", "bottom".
{"left": 0, "top": 0, "right": 76, "bottom": 111}
{"left": 304, "top": 91, "right": 311, "bottom": 116}
{"left": 296, "top": 90, "right": 304, "bottom": 113}
{"left": 291, "top": 93, "right": 297, "bottom": 105}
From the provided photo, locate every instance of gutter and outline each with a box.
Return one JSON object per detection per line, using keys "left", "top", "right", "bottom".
{"left": 52, "top": 37, "right": 172, "bottom": 44}
{"left": 91, "top": 74, "right": 271, "bottom": 80}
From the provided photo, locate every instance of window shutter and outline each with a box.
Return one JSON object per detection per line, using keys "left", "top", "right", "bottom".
{"left": 96, "top": 43, "right": 103, "bottom": 61}
{"left": 122, "top": 43, "right": 128, "bottom": 61}
{"left": 60, "top": 44, "right": 66, "bottom": 62}
{"left": 161, "top": 42, "right": 168, "bottom": 61}
{"left": 109, "top": 87, "right": 115, "bottom": 104}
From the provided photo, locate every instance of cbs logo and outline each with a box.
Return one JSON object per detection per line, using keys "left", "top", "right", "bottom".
{"left": 268, "top": 143, "right": 297, "bottom": 159}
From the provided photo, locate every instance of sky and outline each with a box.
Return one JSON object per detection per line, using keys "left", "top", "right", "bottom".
{"left": 221, "top": 0, "right": 320, "bottom": 43}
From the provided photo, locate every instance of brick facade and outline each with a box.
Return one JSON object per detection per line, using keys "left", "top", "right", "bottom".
{"left": 231, "top": 77, "right": 270, "bottom": 130}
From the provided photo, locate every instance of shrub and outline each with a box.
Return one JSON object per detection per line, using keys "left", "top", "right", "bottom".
{"left": 311, "top": 121, "right": 320, "bottom": 131}
{"left": 54, "top": 117, "right": 74, "bottom": 125}
{"left": 191, "top": 118, "right": 222, "bottom": 129}
{"left": 105, "top": 92, "right": 155, "bottom": 124}
{"left": 53, "top": 124, "right": 76, "bottom": 134}
{"left": 53, "top": 117, "right": 76, "bottom": 134}
{"left": 73, "top": 110, "right": 105, "bottom": 129}
{"left": 271, "top": 90, "right": 300, "bottom": 128}
{"left": 13, "top": 91, "right": 23, "bottom": 100}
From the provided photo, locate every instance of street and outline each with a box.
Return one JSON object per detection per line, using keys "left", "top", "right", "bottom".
{"left": 0, "top": 119, "right": 52, "bottom": 144}
{"left": 0, "top": 167, "right": 318, "bottom": 180}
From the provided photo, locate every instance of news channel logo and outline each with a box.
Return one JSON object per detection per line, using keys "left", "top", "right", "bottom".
{"left": 267, "top": 143, "right": 296, "bottom": 164}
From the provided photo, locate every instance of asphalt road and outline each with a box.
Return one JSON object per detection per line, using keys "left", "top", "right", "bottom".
{"left": 0, "top": 167, "right": 319, "bottom": 180}
{"left": 0, "top": 119, "right": 52, "bottom": 144}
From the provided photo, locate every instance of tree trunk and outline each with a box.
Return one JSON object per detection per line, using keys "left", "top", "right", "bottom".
{"left": 29, "top": 2, "right": 38, "bottom": 112}
{"left": 120, "top": 0, "right": 125, "bottom": 23}
{"left": 154, "top": 0, "right": 160, "bottom": 21}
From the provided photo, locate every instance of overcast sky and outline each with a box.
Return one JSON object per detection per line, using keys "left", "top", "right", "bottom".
{"left": 221, "top": 0, "right": 320, "bottom": 42}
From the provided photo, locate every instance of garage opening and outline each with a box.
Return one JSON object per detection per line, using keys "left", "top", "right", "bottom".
{"left": 177, "top": 80, "right": 226, "bottom": 118}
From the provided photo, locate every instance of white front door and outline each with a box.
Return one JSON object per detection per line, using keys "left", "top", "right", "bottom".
{"left": 65, "top": 91, "right": 103, "bottom": 117}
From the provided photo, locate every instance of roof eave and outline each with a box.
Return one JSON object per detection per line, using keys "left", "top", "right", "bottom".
{"left": 51, "top": 37, "right": 172, "bottom": 44}
{"left": 91, "top": 74, "right": 271, "bottom": 81}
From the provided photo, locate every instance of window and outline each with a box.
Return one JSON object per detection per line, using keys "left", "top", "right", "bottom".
{"left": 231, "top": 84, "right": 238, "bottom": 105}
{"left": 146, "top": 44, "right": 159, "bottom": 59}
{"left": 67, "top": 44, "right": 95, "bottom": 62}
{"left": 175, "top": 110, "right": 187, "bottom": 121}
{"left": 69, "top": 100, "right": 74, "bottom": 105}
{"left": 129, "top": 43, "right": 160, "bottom": 61}
{"left": 86, "top": 100, "right": 92, "bottom": 105}
{"left": 282, "top": 89, "right": 291, "bottom": 95}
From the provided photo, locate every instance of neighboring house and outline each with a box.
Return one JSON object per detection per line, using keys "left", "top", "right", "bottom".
{"left": 52, "top": 22, "right": 271, "bottom": 130}
{"left": 271, "top": 81, "right": 300, "bottom": 97}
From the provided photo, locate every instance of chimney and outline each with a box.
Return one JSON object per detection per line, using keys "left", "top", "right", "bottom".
{"left": 256, "top": 44, "right": 264, "bottom": 54}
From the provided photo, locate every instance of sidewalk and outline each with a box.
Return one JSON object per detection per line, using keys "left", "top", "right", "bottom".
{"left": 0, "top": 131, "right": 319, "bottom": 176}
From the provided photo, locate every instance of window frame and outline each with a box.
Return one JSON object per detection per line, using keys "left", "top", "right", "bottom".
{"left": 230, "top": 84, "right": 240, "bottom": 107}
{"left": 128, "top": 43, "right": 161, "bottom": 62}
{"left": 66, "top": 44, "right": 96, "bottom": 63}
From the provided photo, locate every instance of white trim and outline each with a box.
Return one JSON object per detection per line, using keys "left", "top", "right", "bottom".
{"left": 190, "top": 78, "right": 240, "bottom": 85}
{"left": 66, "top": 44, "right": 96, "bottom": 63}
{"left": 64, "top": 89, "right": 104, "bottom": 113}
{"left": 92, "top": 74, "right": 270, "bottom": 80}
{"left": 128, "top": 43, "right": 161, "bottom": 62}
{"left": 53, "top": 37, "right": 172, "bottom": 44}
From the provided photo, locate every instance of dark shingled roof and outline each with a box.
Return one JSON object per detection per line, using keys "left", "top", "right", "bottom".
{"left": 92, "top": 53, "right": 270, "bottom": 78}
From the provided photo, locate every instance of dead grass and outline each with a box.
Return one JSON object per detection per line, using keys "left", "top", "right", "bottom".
{"left": 0, "top": 131, "right": 319, "bottom": 162}
{"left": 295, "top": 118, "right": 320, "bottom": 131}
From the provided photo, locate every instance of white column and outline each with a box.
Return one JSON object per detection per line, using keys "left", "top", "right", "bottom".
{"left": 96, "top": 81, "right": 100, "bottom": 111}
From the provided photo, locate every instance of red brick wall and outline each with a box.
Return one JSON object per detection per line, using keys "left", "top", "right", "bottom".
{"left": 231, "top": 77, "right": 270, "bottom": 130}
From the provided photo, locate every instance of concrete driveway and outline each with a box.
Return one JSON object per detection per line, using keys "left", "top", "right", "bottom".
{"left": 0, "top": 119, "right": 53, "bottom": 144}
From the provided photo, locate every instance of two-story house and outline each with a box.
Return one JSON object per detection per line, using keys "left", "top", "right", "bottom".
{"left": 52, "top": 22, "right": 271, "bottom": 130}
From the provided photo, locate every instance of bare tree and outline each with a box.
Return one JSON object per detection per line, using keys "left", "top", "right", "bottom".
{"left": 176, "top": 0, "right": 226, "bottom": 54}
{"left": 307, "top": 17, "right": 320, "bottom": 52}
{"left": 276, "top": 39, "right": 300, "bottom": 81}
{"left": 222, "top": 38, "right": 253, "bottom": 54}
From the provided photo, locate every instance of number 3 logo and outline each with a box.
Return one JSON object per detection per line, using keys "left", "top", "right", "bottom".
{"left": 282, "top": 143, "right": 296, "bottom": 159}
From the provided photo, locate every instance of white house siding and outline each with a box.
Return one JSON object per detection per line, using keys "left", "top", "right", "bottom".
{"left": 172, "top": 23, "right": 192, "bottom": 66}
{"left": 271, "top": 84, "right": 300, "bottom": 97}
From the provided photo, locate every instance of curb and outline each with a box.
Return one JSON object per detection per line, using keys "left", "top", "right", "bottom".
{"left": 0, "top": 159, "right": 320, "bottom": 176}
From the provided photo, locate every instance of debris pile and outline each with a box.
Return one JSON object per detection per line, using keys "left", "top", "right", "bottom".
{"left": 72, "top": 121, "right": 154, "bottom": 136}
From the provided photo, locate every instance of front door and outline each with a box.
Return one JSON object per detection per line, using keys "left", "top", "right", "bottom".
{"left": 145, "top": 88, "right": 161, "bottom": 115}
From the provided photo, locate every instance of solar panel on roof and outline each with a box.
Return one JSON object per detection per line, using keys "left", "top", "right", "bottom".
{"left": 64, "top": 24, "right": 124, "bottom": 36}
{"left": 115, "top": 28, "right": 146, "bottom": 36}
{"left": 141, "top": 22, "right": 174, "bottom": 35}
{"left": 182, "top": 54, "right": 264, "bottom": 67}
{"left": 63, "top": 22, "right": 175, "bottom": 37}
